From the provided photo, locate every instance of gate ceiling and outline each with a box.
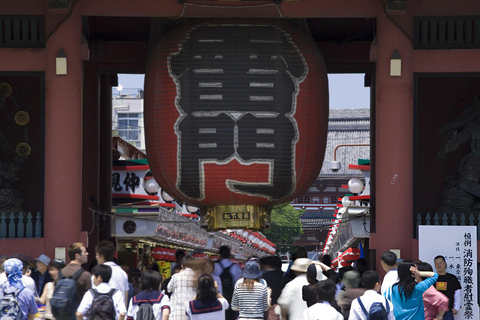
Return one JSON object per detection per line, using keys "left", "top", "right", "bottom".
{"left": 85, "top": 16, "right": 375, "bottom": 72}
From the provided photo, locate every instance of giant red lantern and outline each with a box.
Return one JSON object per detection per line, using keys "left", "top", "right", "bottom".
{"left": 145, "top": 19, "right": 329, "bottom": 230}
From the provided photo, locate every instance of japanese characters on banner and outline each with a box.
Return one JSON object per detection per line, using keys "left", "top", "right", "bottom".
{"left": 112, "top": 165, "right": 149, "bottom": 197}
{"left": 419, "top": 226, "right": 479, "bottom": 320}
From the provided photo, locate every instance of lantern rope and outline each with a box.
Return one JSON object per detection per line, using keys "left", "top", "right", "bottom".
{"left": 88, "top": 207, "right": 199, "bottom": 223}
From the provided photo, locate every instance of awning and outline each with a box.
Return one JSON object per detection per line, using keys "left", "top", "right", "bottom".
{"left": 328, "top": 207, "right": 370, "bottom": 255}
{"left": 332, "top": 247, "right": 361, "bottom": 266}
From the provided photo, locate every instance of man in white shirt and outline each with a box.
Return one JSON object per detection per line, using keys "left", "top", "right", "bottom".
{"left": 303, "top": 279, "right": 343, "bottom": 320}
{"left": 77, "top": 264, "right": 126, "bottom": 320}
{"left": 278, "top": 258, "right": 311, "bottom": 320}
{"left": 380, "top": 251, "right": 398, "bottom": 297}
{"left": 93, "top": 240, "right": 129, "bottom": 307}
{"left": 349, "top": 270, "right": 394, "bottom": 320}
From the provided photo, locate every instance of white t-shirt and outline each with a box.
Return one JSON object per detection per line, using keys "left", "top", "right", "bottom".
{"left": 277, "top": 274, "right": 309, "bottom": 320}
{"left": 303, "top": 302, "right": 343, "bottom": 320}
{"left": 381, "top": 269, "right": 398, "bottom": 297}
{"left": 77, "top": 282, "right": 126, "bottom": 320}
{"left": 22, "top": 275, "right": 36, "bottom": 294}
{"left": 92, "top": 261, "right": 129, "bottom": 300}
{"left": 349, "top": 290, "right": 395, "bottom": 320}
{"left": 0, "top": 272, "right": 36, "bottom": 295}
{"left": 185, "top": 297, "right": 229, "bottom": 320}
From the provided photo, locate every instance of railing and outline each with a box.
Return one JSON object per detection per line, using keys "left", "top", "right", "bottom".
{"left": 415, "top": 212, "right": 480, "bottom": 240}
{"left": 0, "top": 212, "right": 43, "bottom": 238}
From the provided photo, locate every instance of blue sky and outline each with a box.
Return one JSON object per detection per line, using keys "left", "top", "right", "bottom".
{"left": 117, "top": 73, "right": 370, "bottom": 109}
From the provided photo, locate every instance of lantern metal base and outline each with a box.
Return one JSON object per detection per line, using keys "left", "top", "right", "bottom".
{"left": 204, "top": 205, "right": 270, "bottom": 231}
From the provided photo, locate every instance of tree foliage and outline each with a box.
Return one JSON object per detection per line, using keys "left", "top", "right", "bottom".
{"left": 263, "top": 203, "right": 303, "bottom": 252}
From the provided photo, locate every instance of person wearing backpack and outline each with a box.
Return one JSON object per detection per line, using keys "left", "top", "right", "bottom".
{"left": 76, "top": 264, "right": 126, "bottom": 320}
{"left": 349, "top": 270, "right": 394, "bottom": 320}
{"left": 303, "top": 279, "right": 343, "bottom": 320}
{"left": 51, "top": 242, "right": 92, "bottom": 320}
{"left": 127, "top": 269, "right": 170, "bottom": 320}
{"left": 0, "top": 258, "right": 38, "bottom": 320}
{"left": 213, "top": 246, "right": 242, "bottom": 320}
{"left": 93, "top": 241, "right": 130, "bottom": 308}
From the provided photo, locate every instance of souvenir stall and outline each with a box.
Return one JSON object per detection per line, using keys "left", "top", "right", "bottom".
{"left": 111, "top": 156, "right": 275, "bottom": 276}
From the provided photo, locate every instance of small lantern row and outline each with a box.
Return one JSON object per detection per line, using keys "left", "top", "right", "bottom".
{"left": 226, "top": 229, "right": 276, "bottom": 254}
{"left": 323, "top": 176, "right": 366, "bottom": 255}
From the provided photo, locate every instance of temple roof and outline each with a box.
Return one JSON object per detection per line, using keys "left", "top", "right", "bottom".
{"left": 319, "top": 108, "right": 370, "bottom": 177}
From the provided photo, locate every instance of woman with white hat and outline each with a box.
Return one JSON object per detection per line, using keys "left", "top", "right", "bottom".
{"left": 277, "top": 258, "right": 311, "bottom": 320}
{"left": 231, "top": 260, "right": 269, "bottom": 320}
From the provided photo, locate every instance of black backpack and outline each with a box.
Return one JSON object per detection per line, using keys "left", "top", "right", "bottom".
{"left": 357, "top": 297, "right": 390, "bottom": 320}
{"left": 88, "top": 288, "right": 117, "bottom": 320}
{"left": 220, "top": 265, "right": 234, "bottom": 302}
{"left": 51, "top": 268, "right": 85, "bottom": 318}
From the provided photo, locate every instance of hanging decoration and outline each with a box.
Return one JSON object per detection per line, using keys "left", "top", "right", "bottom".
{"left": 145, "top": 19, "right": 329, "bottom": 230}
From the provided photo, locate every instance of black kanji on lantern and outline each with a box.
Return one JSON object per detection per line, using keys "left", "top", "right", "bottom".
{"left": 169, "top": 24, "right": 307, "bottom": 201}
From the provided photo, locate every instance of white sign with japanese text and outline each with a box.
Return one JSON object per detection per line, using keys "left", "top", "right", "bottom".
{"left": 419, "top": 226, "right": 478, "bottom": 320}
{"left": 112, "top": 169, "right": 149, "bottom": 196}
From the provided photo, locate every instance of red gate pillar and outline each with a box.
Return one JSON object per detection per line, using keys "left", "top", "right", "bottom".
{"left": 82, "top": 62, "right": 100, "bottom": 258}
{"left": 370, "top": 14, "right": 414, "bottom": 272}
{"left": 44, "top": 12, "right": 84, "bottom": 259}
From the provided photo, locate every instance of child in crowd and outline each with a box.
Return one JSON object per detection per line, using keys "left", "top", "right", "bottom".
{"left": 127, "top": 269, "right": 170, "bottom": 320}
{"left": 303, "top": 280, "right": 343, "bottom": 320}
{"left": 186, "top": 274, "right": 229, "bottom": 320}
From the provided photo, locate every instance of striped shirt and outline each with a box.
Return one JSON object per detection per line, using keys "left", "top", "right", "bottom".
{"left": 231, "top": 280, "right": 269, "bottom": 318}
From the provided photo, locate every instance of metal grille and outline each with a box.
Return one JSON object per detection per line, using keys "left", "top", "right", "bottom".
{"left": 0, "top": 73, "right": 44, "bottom": 224}
{"left": 0, "top": 16, "right": 45, "bottom": 48}
{"left": 415, "top": 74, "right": 480, "bottom": 231}
{"left": 415, "top": 16, "right": 480, "bottom": 49}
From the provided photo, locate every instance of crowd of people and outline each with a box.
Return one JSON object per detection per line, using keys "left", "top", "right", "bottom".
{"left": 0, "top": 243, "right": 461, "bottom": 320}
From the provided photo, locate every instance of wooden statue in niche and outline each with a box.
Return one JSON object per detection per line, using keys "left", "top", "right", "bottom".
{"left": 438, "top": 95, "right": 480, "bottom": 216}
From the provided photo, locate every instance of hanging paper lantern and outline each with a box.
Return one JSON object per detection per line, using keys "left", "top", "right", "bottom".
{"left": 145, "top": 19, "right": 329, "bottom": 230}
{"left": 348, "top": 178, "right": 364, "bottom": 194}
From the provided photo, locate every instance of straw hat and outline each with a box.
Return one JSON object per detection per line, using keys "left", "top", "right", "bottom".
{"left": 290, "top": 258, "right": 311, "bottom": 273}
